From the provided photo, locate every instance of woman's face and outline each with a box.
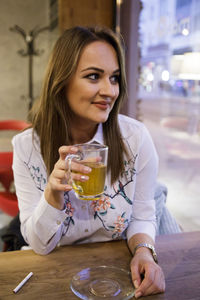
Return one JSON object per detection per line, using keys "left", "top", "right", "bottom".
{"left": 65, "top": 41, "right": 120, "bottom": 126}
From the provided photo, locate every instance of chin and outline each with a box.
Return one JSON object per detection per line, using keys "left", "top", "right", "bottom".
{"left": 93, "top": 115, "right": 109, "bottom": 124}
{"left": 95, "top": 110, "right": 111, "bottom": 123}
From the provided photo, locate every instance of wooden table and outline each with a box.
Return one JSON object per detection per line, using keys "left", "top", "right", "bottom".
{"left": 0, "top": 231, "right": 200, "bottom": 300}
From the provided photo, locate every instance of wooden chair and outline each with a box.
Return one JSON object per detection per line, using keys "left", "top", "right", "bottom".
{"left": 0, "top": 120, "right": 30, "bottom": 216}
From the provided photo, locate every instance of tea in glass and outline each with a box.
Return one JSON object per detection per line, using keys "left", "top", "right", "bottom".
{"left": 65, "top": 143, "right": 108, "bottom": 201}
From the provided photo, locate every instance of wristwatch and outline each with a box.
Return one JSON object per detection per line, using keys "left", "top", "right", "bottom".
{"left": 133, "top": 243, "right": 158, "bottom": 263}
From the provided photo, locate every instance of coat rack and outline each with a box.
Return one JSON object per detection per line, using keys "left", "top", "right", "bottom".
{"left": 10, "top": 25, "right": 50, "bottom": 110}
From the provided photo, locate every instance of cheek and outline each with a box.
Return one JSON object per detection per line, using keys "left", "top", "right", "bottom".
{"left": 83, "top": 84, "right": 99, "bottom": 95}
{"left": 77, "top": 82, "right": 97, "bottom": 98}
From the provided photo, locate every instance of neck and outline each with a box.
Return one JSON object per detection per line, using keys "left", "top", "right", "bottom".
{"left": 70, "top": 122, "right": 98, "bottom": 144}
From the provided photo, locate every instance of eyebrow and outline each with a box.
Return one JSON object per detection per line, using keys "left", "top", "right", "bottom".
{"left": 81, "top": 67, "right": 120, "bottom": 74}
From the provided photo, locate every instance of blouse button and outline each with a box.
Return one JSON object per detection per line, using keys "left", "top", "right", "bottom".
{"left": 81, "top": 205, "right": 86, "bottom": 210}
{"left": 56, "top": 220, "right": 61, "bottom": 225}
{"left": 85, "top": 229, "right": 89, "bottom": 232}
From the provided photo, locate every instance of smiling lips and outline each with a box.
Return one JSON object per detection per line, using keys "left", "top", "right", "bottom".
{"left": 92, "top": 101, "right": 111, "bottom": 110}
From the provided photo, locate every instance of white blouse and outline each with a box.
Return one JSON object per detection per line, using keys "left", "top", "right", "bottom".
{"left": 12, "top": 114, "right": 158, "bottom": 255}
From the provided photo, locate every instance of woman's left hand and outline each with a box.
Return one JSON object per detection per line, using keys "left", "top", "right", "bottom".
{"left": 130, "top": 248, "right": 165, "bottom": 298}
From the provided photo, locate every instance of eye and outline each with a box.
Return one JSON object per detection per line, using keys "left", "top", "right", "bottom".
{"left": 110, "top": 75, "right": 120, "bottom": 84}
{"left": 85, "top": 73, "right": 100, "bottom": 81}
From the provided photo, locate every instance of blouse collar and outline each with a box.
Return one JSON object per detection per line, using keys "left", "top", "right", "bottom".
{"left": 87, "top": 123, "right": 104, "bottom": 145}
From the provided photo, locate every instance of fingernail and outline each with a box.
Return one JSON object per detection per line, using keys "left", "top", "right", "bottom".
{"left": 81, "top": 175, "right": 89, "bottom": 180}
{"left": 134, "top": 280, "right": 139, "bottom": 288}
{"left": 65, "top": 185, "right": 72, "bottom": 191}
{"left": 70, "top": 147, "right": 77, "bottom": 151}
{"left": 135, "top": 291, "right": 142, "bottom": 299}
{"left": 84, "top": 167, "right": 91, "bottom": 172}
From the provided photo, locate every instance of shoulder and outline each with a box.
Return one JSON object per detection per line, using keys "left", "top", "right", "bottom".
{"left": 118, "top": 114, "right": 155, "bottom": 153}
{"left": 118, "top": 114, "right": 147, "bottom": 139}
{"left": 12, "top": 128, "right": 40, "bottom": 160}
{"left": 12, "top": 128, "right": 35, "bottom": 147}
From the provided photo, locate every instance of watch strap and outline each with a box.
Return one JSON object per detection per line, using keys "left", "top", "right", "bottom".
{"left": 133, "top": 243, "right": 158, "bottom": 263}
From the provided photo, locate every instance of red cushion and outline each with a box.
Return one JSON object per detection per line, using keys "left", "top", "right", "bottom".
{"left": 0, "top": 192, "right": 18, "bottom": 216}
{"left": 0, "top": 120, "right": 29, "bottom": 131}
{"left": 0, "top": 152, "right": 13, "bottom": 191}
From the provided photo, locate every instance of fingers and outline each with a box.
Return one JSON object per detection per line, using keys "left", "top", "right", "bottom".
{"left": 66, "top": 169, "right": 90, "bottom": 183}
{"left": 130, "top": 260, "right": 142, "bottom": 289}
{"left": 59, "top": 145, "right": 78, "bottom": 161}
{"left": 51, "top": 162, "right": 90, "bottom": 191}
{"left": 48, "top": 168, "right": 71, "bottom": 192}
{"left": 59, "top": 146, "right": 92, "bottom": 175}
{"left": 48, "top": 176, "right": 72, "bottom": 192}
{"left": 81, "top": 156, "right": 102, "bottom": 163}
{"left": 49, "top": 145, "right": 92, "bottom": 193}
{"left": 130, "top": 254, "right": 165, "bottom": 299}
{"left": 133, "top": 263, "right": 165, "bottom": 298}
{"left": 67, "top": 160, "right": 92, "bottom": 176}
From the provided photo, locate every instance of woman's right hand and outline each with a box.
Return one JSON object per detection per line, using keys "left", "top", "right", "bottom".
{"left": 44, "top": 145, "right": 91, "bottom": 210}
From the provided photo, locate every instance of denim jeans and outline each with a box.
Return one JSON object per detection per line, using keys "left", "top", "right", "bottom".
{"left": 154, "top": 182, "right": 181, "bottom": 235}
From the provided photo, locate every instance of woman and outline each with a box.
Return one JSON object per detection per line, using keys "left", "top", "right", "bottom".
{"left": 12, "top": 26, "right": 165, "bottom": 298}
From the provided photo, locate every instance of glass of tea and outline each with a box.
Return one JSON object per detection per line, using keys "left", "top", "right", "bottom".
{"left": 65, "top": 143, "right": 108, "bottom": 201}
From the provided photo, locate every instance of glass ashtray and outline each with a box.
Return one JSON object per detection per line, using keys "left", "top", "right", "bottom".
{"left": 70, "top": 265, "right": 135, "bottom": 300}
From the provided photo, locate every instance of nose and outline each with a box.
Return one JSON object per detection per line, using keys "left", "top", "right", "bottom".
{"left": 99, "top": 78, "right": 118, "bottom": 98}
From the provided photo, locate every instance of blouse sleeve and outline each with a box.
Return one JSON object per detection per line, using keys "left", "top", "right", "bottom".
{"left": 126, "top": 124, "right": 158, "bottom": 242}
{"left": 12, "top": 133, "right": 67, "bottom": 255}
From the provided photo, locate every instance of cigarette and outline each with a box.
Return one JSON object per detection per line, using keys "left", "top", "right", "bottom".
{"left": 13, "top": 272, "right": 33, "bottom": 293}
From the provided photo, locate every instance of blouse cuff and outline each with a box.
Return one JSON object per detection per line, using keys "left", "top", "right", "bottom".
{"left": 32, "top": 194, "right": 68, "bottom": 245}
{"left": 126, "top": 220, "right": 156, "bottom": 242}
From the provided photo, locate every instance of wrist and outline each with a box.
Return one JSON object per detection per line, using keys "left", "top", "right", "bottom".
{"left": 45, "top": 185, "right": 64, "bottom": 210}
{"left": 133, "top": 243, "right": 158, "bottom": 263}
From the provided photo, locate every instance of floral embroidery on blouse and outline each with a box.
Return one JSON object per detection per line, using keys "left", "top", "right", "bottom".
{"left": 90, "top": 156, "right": 137, "bottom": 238}
{"left": 63, "top": 192, "right": 75, "bottom": 235}
{"left": 91, "top": 195, "right": 113, "bottom": 212}
{"left": 24, "top": 162, "right": 46, "bottom": 192}
{"left": 114, "top": 215, "right": 126, "bottom": 232}
{"left": 64, "top": 202, "right": 74, "bottom": 217}
{"left": 110, "top": 212, "right": 129, "bottom": 239}
{"left": 104, "top": 155, "right": 137, "bottom": 204}
{"left": 91, "top": 195, "right": 115, "bottom": 232}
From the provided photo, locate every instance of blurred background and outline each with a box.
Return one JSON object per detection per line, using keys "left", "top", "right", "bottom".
{"left": 139, "top": 0, "right": 200, "bottom": 232}
{"left": 0, "top": 0, "right": 200, "bottom": 250}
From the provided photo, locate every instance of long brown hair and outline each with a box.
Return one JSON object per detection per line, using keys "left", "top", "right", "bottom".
{"left": 31, "top": 26, "right": 128, "bottom": 184}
